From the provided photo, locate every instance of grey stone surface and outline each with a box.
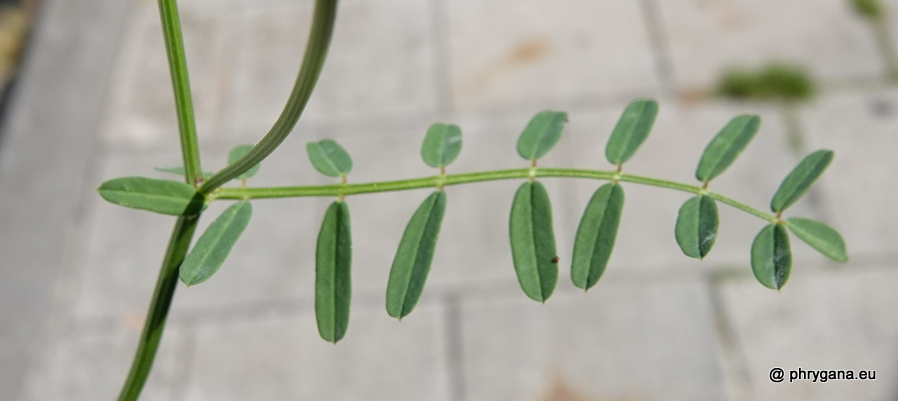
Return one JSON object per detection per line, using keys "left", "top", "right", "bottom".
{"left": 224, "top": 0, "right": 438, "bottom": 137}
{"left": 184, "top": 304, "right": 449, "bottom": 401}
{"left": 3, "top": 0, "right": 898, "bottom": 400}
{"left": 459, "top": 278, "right": 727, "bottom": 401}
{"left": 801, "top": 89, "right": 898, "bottom": 257}
{"left": 720, "top": 266, "right": 898, "bottom": 401}
{"left": 0, "top": 0, "right": 131, "bottom": 399}
{"left": 445, "top": 0, "right": 661, "bottom": 110}
{"left": 658, "top": 0, "right": 885, "bottom": 91}
{"left": 21, "top": 326, "right": 190, "bottom": 401}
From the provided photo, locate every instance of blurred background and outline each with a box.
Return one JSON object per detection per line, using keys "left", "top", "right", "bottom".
{"left": 1, "top": 0, "right": 897, "bottom": 400}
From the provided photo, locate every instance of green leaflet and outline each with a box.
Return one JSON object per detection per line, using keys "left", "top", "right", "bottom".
{"left": 509, "top": 181, "right": 558, "bottom": 302}
{"left": 675, "top": 195, "right": 719, "bottom": 259}
{"left": 228, "top": 144, "right": 261, "bottom": 179}
{"left": 179, "top": 201, "right": 253, "bottom": 286}
{"left": 605, "top": 99, "right": 659, "bottom": 165}
{"left": 751, "top": 223, "right": 792, "bottom": 290}
{"left": 421, "top": 124, "right": 463, "bottom": 168}
{"left": 786, "top": 217, "right": 848, "bottom": 262}
{"left": 97, "top": 176, "right": 203, "bottom": 216}
{"left": 315, "top": 201, "right": 352, "bottom": 343}
{"left": 571, "top": 183, "right": 624, "bottom": 290}
{"left": 386, "top": 191, "right": 447, "bottom": 319}
{"left": 695, "top": 115, "right": 760, "bottom": 182}
{"left": 154, "top": 166, "right": 215, "bottom": 179}
{"left": 307, "top": 139, "right": 353, "bottom": 177}
{"left": 771, "top": 150, "right": 834, "bottom": 213}
{"left": 516, "top": 111, "right": 568, "bottom": 160}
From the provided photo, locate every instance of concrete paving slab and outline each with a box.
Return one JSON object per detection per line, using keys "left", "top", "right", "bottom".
{"left": 720, "top": 266, "right": 898, "bottom": 401}
{"left": 21, "top": 325, "right": 190, "bottom": 401}
{"left": 184, "top": 304, "right": 449, "bottom": 401}
{"left": 101, "top": 0, "right": 237, "bottom": 148}
{"left": 459, "top": 277, "right": 727, "bottom": 401}
{"left": 445, "top": 0, "right": 660, "bottom": 110}
{"left": 801, "top": 88, "right": 898, "bottom": 257}
{"left": 224, "top": 0, "right": 438, "bottom": 136}
{"left": 658, "top": 0, "right": 884, "bottom": 91}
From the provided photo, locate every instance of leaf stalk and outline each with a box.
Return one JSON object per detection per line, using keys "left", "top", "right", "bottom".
{"left": 213, "top": 168, "right": 775, "bottom": 221}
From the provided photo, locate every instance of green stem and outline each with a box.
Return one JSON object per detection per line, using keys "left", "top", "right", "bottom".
{"left": 117, "top": 215, "right": 200, "bottom": 401}
{"left": 213, "top": 168, "right": 776, "bottom": 222}
{"left": 198, "top": 0, "right": 338, "bottom": 194}
{"left": 157, "top": 0, "right": 202, "bottom": 185}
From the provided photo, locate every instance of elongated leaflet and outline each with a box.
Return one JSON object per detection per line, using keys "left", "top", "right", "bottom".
{"left": 771, "top": 150, "right": 833, "bottom": 212}
{"left": 386, "top": 191, "right": 447, "bottom": 319}
{"left": 421, "top": 124, "right": 462, "bottom": 168}
{"left": 675, "top": 195, "right": 719, "bottom": 259}
{"left": 516, "top": 111, "right": 568, "bottom": 160}
{"left": 605, "top": 99, "right": 658, "bottom": 165}
{"left": 751, "top": 223, "right": 792, "bottom": 290}
{"left": 307, "top": 139, "right": 353, "bottom": 177}
{"left": 786, "top": 217, "right": 848, "bottom": 262}
{"left": 98, "top": 176, "right": 203, "bottom": 216}
{"left": 155, "top": 166, "right": 215, "bottom": 179}
{"left": 179, "top": 201, "right": 253, "bottom": 286}
{"left": 571, "top": 183, "right": 624, "bottom": 290}
{"left": 695, "top": 115, "right": 760, "bottom": 182}
{"left": 509, "top": 181, "right": 558, "bottom": 302}
{"left": 228, "top": 145, "right": 261, "bottom": 179}
{"left": 315, "top": 201, "right": 352, "bottom": 343}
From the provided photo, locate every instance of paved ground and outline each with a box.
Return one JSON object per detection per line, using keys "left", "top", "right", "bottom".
{"left": 2, "top": 0, "right": 898, "bottom": 400}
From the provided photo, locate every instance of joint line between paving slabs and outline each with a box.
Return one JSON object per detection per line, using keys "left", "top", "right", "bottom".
{"left": 637, "top": 0, "right": 678, "bottom": 96}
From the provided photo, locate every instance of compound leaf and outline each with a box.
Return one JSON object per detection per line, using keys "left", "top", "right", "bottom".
{"left": 516, "top": 111, "right": 568, "bottom": 160}
{"left": 605, "top": 99, "right": 659, "bottom": 165}
{"left": 179, "top": 201, "right": 253, "bottom": 286}
{"left": 307, "top": 140, "right": 353, "bottom": 177}
{"left": 509, "top": 181, "right": 558, "bottom": 302}
{"left": 675, "top": 195, "right": 719, "bottom": 259}
{"left": 386, "top": 191, "right": 447, "bottom": 319}
{"left": 695, "top": 115, "right": 760, "bottom": 182}
{"left": 315, "top": 201, "right": 352, "bottom": 343}
{"left": 771, "top": 150, "right": 833, "bottom": 213}
{"left": 98, "top": 176, "right": 203, "bottom": 216}
{"left": 571, "top": 183, "right": 624, "bottom": 290}
{"left": 786, "top": 217, "right": 848, "bottom": 262}
{"left": 751, "top": 223, "right": 792, "bottom": 290}
{"left": 421, "top": 124, "right": 463, "bottom": 168}
{"left": 228, "top": 145, "right": 261, "bottom": 179}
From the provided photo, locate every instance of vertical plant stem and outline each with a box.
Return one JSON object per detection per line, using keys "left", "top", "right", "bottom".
{"left": 158, "top": 0, "right": 203, "bottom": 185}
{"left": 199, "top": 0, "right": 338, "bottom": 194}
{"left": 117, "top": 215, "right": 200, "bottom": 401}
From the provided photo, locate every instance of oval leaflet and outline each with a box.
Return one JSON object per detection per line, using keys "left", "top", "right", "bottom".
{"left": 674, "top": 195, "right": 719, "bottom": 260}
{"left": 315, "top": 201, "right": 353, "bottom": 343}
{"left": 509, "top": 181, "right": 558, "bottom": 302}
{"left": 421, "top": 124, "right": 463, "bottom": 168}
{"left": 751, "top": 223, "right": 792, "bottom": 290}
{"left": 571, "top": 183, "right": 624, "bottom": 290}
{"left": 179, "top": 201, "right": 253, "bottom": 286}
{"left": 307, "top": 139, "right": 353, "bottom": 177}
{"left": 386, "top": 191, "right": 447, "bottom": 319}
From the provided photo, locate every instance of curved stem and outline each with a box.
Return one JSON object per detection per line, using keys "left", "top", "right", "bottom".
{"left": 157, "top": 0, "right": 202, "bottom": 185}
{"left": 213, "top": 168, "right": 776, "bottom": 222}
{"left": 117, "top": 215, "right": 200, "bottom": 401}
{"left": 198, "top": 0, "right": 338, "bottom": 194}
